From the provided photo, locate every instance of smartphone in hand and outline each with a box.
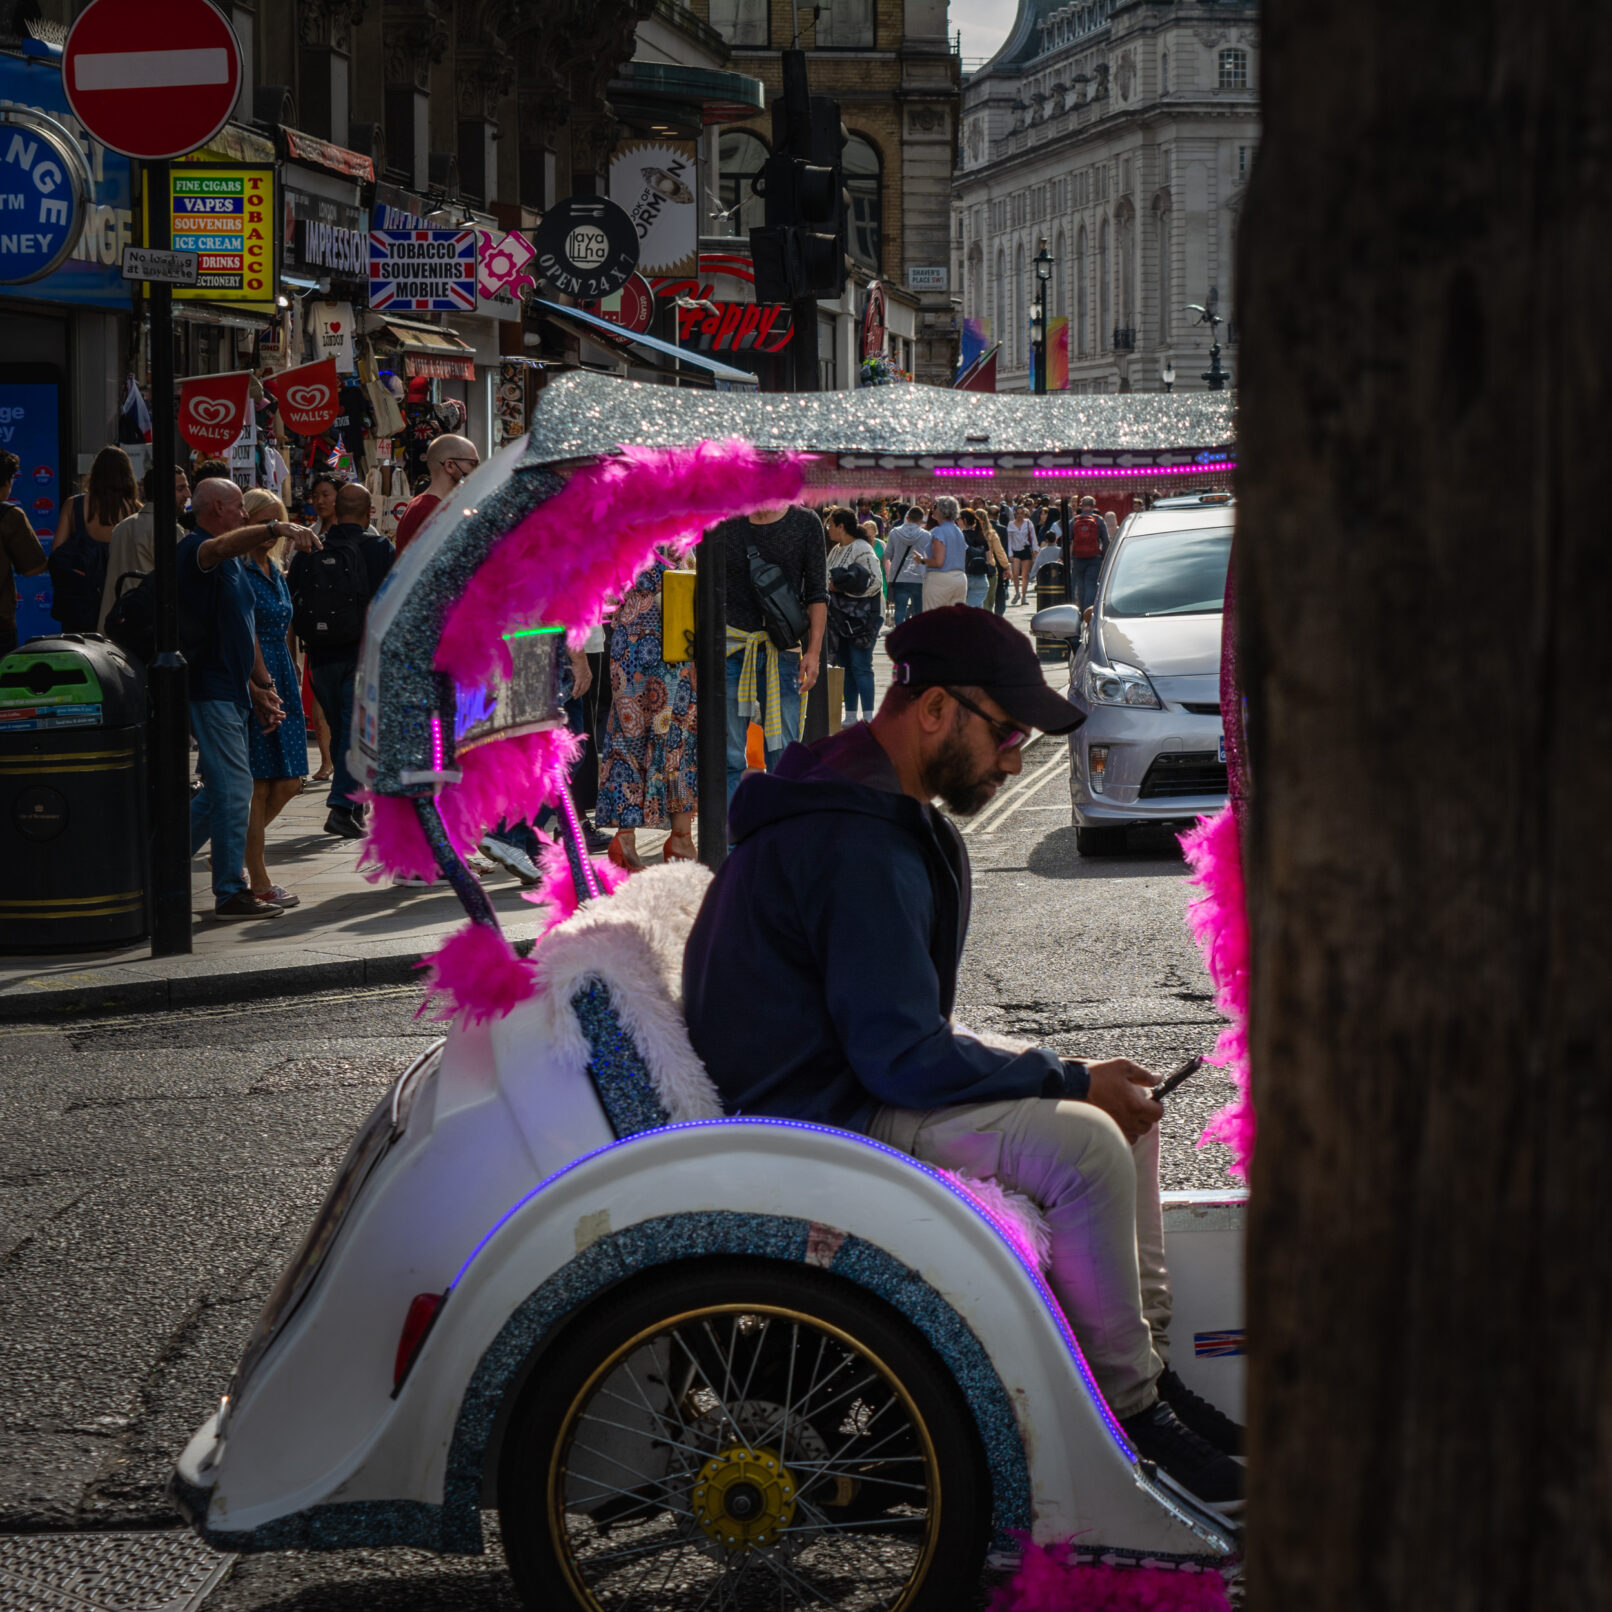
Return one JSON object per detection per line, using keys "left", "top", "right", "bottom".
{"left": 1152, "top": 1056, "right": 1204, "bottom": 1102}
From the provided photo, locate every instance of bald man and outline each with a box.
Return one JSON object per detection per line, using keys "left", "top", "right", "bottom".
{"left": 393, "top": 434, "right": 480, "bottom": 555}
{"left": 181, "top": 478, "right": 320, "bottom": 919}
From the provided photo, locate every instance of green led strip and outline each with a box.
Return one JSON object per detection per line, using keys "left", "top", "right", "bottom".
{"left": 503, "top": 626, "right": 565, "bottom": 640}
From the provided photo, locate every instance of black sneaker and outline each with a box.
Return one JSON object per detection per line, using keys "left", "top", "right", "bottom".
{"left": 1119, "top": 1399, "right": 1243, "bottom": 1512}
{"left": 324, "top": 807, "right": 364, "bottom": 839}
{"left": 1158, "top": 1367, "right": 1244, "bottom": 1456}
{"left": 214, "top": 891, "right": 285, "bottom": 920}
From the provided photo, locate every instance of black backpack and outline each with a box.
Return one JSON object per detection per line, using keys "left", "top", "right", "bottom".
{"left": 104, "top": 567, "right": 214, "bottom": 666}
{"left": 292, "top": 535, "right": 369, "bottom": 651}
{"left": 47, "top": 499, "right": 108, "bottom": 633}
{"left": 745, "top": 543, "right": 808, "bottom": 651}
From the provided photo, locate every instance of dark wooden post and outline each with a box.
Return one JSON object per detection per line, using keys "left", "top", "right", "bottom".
{"left": 1238, "top": 5, "right": 1612, "bottom": 1608}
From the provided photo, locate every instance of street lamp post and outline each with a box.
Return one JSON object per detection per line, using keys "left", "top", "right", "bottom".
{"left": 1161, "top": 356, "right": 1176, "bottom": 393}
{"left": 1186, "top": 289, "right": 1230, "bottom": 390}
{"left": 1033, "top": 238, "right": 1054, "bottom": 395}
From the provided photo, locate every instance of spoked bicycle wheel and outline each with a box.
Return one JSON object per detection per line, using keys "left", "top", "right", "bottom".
{"left": 499, "top": 1259, "right": 990, "bottom": 1611}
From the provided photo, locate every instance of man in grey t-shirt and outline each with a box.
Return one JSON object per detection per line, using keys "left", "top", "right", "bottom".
{"left": 708, "top": 503, "right": 829, "bottom": 801}
{"left": 883, "top": 507, "right": 930, "bottom": 626}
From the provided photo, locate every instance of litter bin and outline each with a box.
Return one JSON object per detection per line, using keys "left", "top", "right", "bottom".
{"left": 0, "top": 634, "right": 149, "bottom": 952}
{"left": 1033, "top": 561, "right": 1069, "bottom": 659}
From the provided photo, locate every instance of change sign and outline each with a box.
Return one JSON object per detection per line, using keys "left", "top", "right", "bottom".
{"left": 368, "top": 229, "right": 478, "bottom": 313}
{"left": 0, "top": 108, "right": 91, "bottom": 286}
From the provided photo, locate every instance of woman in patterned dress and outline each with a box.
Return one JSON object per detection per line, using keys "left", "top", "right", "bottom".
{"left": 241, "top": 491, "right": 309, "bottom": 906}
{"left": 595, "top": 554, "right": 697, "bottom": 868}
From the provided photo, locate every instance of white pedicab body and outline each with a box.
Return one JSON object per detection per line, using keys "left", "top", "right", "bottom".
{"left": 174, "top": 378, "right": 1245, "bottom": 1607}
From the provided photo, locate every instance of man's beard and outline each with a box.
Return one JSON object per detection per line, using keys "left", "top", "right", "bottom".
{"left": 923, "top": 722, "right": 1004, "bottom": 816}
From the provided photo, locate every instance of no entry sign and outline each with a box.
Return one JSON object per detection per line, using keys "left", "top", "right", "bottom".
{"left": 64, "top": 0, "right": 241, "bottom": 163}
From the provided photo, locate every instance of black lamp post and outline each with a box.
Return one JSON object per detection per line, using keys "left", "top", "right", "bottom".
{"left": 1033, "top": 237, "right": 1053, "bottom": 394}
{"left": 1186, "top": 289, "right": 1230, "bottom": 390}
{"left": 1161, "top": 356, "right": 1175, "bottom": 393}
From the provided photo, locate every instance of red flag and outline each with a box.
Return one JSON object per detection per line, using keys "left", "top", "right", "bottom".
{"left": 955, "top": 345, "right": 999, "bottom": 393}
{"left": 177, "top": 370, "right": 250, "bottom": 456}
{"left": 264, "top": 358, "right": 341, "bottom": 437}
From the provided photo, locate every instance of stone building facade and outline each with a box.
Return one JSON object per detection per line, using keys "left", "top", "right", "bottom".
{"left": 952, "top": 0, "right": 1259, "bottom": 392}
{"left": 687, "top": 0, "right": 961, "bottom": 385}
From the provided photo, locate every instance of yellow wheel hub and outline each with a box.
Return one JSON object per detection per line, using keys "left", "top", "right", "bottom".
{"left": 691, "top": 1444, "right": 797, "bottom": 1552}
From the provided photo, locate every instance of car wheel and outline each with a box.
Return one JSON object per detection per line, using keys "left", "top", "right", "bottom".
{"left": 1075, "top": 825, "right": 1129, "bottom": 856}
{"left": 499, "top": 1258, "right": 990, "bottom": 1611}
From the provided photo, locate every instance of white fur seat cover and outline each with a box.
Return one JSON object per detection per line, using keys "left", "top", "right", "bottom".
{"left": 533, "top": 862, "right": 1052, "bottom": 1268}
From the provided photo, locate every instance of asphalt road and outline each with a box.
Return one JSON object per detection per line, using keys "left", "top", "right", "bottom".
{"left": 0, "top": 741, "right": 1239, "bottom": 1610}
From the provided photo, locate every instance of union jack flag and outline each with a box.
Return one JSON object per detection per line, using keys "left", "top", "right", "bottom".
{"left": 1193, "top": 1329, "right": 1246, "bottom": 1359}
{"left": 368, "top": 229, "right": 479, "bottom": 313}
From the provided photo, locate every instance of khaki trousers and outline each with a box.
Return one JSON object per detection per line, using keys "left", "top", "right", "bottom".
{"left": 921, "top": 570, "right": 969, "bottom": 610}
{"left": 870, "top": 1096, "right": 1168, "bottom": 1418}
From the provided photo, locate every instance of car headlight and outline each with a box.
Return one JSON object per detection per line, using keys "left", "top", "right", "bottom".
{"left": 1086, "top": 660, "right": 1161, "bottom": 708}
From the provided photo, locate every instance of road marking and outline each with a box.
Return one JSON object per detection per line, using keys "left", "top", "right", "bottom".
{"left": 73, "top": 48, "right": 233, "bottom": 91}
{"left": 963, "top": 745, "right": 1067, "bottom": 837}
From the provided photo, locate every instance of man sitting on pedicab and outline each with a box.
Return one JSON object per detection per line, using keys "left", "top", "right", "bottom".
{"left": 683, "top": 605, "right": 1243, "bottom": 1510}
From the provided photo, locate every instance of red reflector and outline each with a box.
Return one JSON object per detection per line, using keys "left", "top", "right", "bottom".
{"left": 394, "top": 1292, "right": 445, "bottom": 1392}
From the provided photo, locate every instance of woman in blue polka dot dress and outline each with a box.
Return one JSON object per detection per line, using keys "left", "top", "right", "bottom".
{"left": 241, "top": 490, "right": 309, "bottom": 906}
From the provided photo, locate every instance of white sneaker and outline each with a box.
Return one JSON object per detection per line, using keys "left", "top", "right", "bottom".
{"left": 481, "top": 834, "right": 543, "bottom": 885}
{"left": 465, "top": 852, "right": 498, "bottom": 876}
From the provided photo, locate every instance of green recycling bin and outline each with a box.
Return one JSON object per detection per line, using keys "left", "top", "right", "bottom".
{"left": 0, "top": 634, "right": 149, "bottom": 952}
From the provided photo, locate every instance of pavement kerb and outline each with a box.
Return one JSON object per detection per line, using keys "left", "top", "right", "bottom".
{"left": 0, "top": 934, "right": 538, "bottom": 1022}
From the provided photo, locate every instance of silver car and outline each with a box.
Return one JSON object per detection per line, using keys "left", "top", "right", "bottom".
{"left": 1032, "top": 504, "right": 1233, "bottom": 855}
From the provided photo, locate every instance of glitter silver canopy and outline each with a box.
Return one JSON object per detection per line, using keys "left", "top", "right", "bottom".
{"left": 519, "top": 370, "right": 1235, "bottom": 473}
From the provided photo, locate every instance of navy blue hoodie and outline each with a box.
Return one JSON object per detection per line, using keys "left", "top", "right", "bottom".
{"left": 682, "top": 723, "right": 1084, "bottom": 1133}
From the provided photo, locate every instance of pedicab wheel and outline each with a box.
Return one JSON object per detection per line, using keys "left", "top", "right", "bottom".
{"left": 499, "top": 1258, "right": 990, "bottom": 1612}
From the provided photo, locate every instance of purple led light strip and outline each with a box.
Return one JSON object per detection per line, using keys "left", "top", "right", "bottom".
{"left": 429, "top": 714, "right": 445, "bottom": 774}
{"left": 931, "top": 461, "right": 1234, "bottom": 480}
{"left": 446, "top": 1114, "right": 1136, "bottom": 1461}
{"left": 557, "top": 782, "right": 602, "bottom": 900}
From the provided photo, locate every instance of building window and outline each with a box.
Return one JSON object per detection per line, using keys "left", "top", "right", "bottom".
{"left": 1076, "top": 225, "right": 1088, "bottom": 354}
{"left": 716, "top": 129, "right": 768, "bottom": 237}
{"left": 1098, "top": 216, "right": 1110, "bottom": 349}
{"left": 1155, "top": 203, "right": 1171, "bottom": 345}
{"left": 710, "top": 0, "right": 768, "bottom": 46}
{"left": 1219, "top": 48, "right": 1248, "bottom": 89}
{"left": 1161, "top": 50, "right": 1168, "bottom": 91}
{"left": 844, "top": 133, "right": 881, "bottom": 271}
{"left": 1014, "top": 239, "right": 1026, "bottom": 367}
{"left": 1238, "top": 144, "right": 1254, "bottom": 179}
{"left": 815, "top": 0, "right": 874, "bottom": 48}
{"left": 994, "top": 247, "right": 1006, "bottom": 343}
{"left": 1054, "top": 228, "right": 1067, "bottom": 317}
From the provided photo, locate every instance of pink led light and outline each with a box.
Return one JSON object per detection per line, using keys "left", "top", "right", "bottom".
{"left": 1032, "top": 461, "right": 1236, "bottom": 479}
{"left": 931, "top": 467, "right": 996, "bottom": 478}
{"left": 557, "top": 785, "right": 602, "bottom": 901}
{"left": 429, "top": 714, "right": 444, "bottom": 773}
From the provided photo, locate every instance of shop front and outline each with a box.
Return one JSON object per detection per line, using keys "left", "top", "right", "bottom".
{"left": 0, "top": 42, "right": 134, "bottom": 639}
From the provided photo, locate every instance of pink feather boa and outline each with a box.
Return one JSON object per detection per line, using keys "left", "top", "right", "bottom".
{"left": 416, "top": 921, "right": 536, "bottom": 1025}
{"left": 523, "top": 834, "right": 633, "bottom": 935}
{"left": 412, "top": 836, "right": 631, "bottom": 1022}
{"left": 1178, "top": 804, "right": 1254, "bottom": 1175}
{"left": 436, "top": 439, "right": 808, "bottom": 687}
{"left": 358, "top": 728, "right": 584, "bottom": 882}
{"left": 992, "top": 1544, "right": 1231, "bottom": 1612}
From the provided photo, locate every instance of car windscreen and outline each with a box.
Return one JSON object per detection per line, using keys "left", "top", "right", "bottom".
{"left": 1104, "top": 527, "right": 1232, "bottom": 617}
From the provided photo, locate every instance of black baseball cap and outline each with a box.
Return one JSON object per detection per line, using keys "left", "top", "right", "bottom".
{"left": 886, "top": 606, "right": 1086, "bottom": 735}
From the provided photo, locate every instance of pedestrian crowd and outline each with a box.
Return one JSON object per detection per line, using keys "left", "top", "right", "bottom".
{"left": 5, "top": 441, "right": 1145, "bottom": 922}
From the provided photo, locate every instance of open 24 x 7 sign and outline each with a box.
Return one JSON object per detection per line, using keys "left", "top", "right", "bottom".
{"left": 368, "top": 229, "right": 478, "bottom": 313}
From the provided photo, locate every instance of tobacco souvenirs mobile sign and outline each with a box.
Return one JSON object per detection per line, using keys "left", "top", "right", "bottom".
{"left": 368, "top": 229, "right": 479, "bottom": 313}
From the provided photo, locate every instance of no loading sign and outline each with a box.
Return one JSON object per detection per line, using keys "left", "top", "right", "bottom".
{"left": 532, "top": 195, "right": 639, "bottom": 300}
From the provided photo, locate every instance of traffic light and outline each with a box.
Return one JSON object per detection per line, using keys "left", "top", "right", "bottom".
{"left": 749, "top": 50, "right": 849, "bottom": 303}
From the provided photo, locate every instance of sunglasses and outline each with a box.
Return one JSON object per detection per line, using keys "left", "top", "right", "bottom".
{"left": 942, "top": 686, "right": 1028, "bottom": 753}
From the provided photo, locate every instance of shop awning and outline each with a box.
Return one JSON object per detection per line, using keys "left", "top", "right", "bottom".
{"left": 532, "top": 297, "right": 758, "bottom": 390}
{"left": 371, "top": 316, "right": 478, "bottom": 380}
{"left": 282, "top": 127, "right": 376, "bottom": 183}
